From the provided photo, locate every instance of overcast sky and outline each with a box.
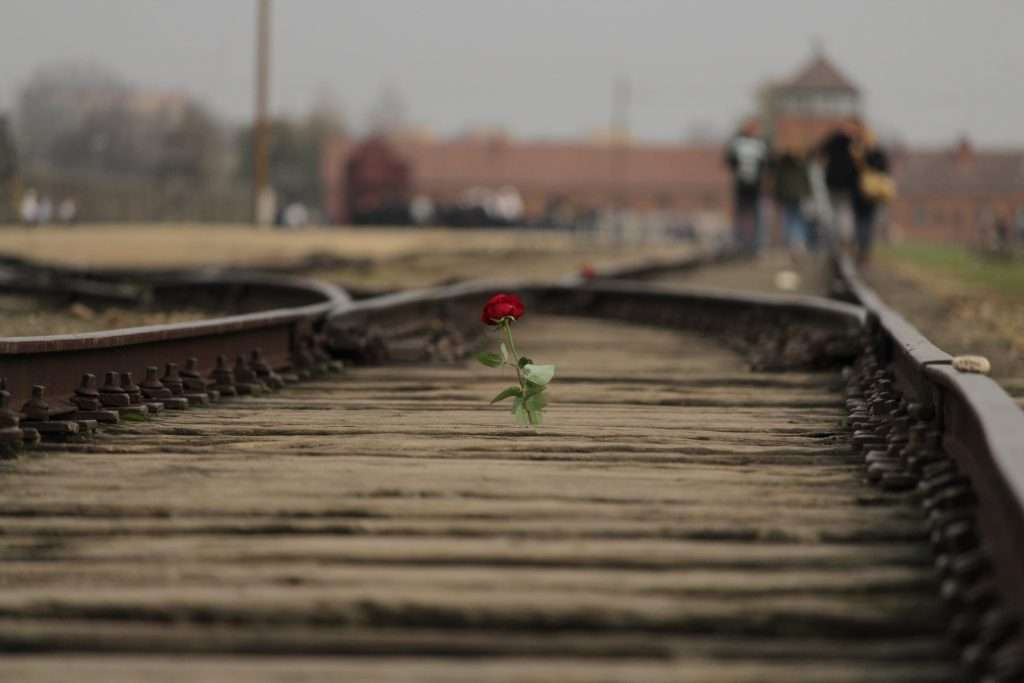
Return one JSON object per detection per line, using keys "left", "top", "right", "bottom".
{"left": 2, "top": 0, "right": 1022, "bottom": 146}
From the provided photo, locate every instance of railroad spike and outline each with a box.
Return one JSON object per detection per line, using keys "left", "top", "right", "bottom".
{"left": 926, "top": 509, "right": 974, "bottom": 534}
{"left": 924, "top": 484, "right": 976, "bottom": 513}
{"left": 950, "top": 610, "right": 982, "bottom": 647}
{"left": 984, "top": 638, "right": 1024, "bottom": 683}
{"left": 208, "top": 355, "right": 238, "bottom": 397}
{"left": 949, "top": 548, "right": 990, "bottom": 583}
{"left": 161, "top": 363, "right": 185, "bottom": 396}
{"left": 962, "top": 609, "right": 1020, "bottom": 676}
{"left": 71, "top": 373, "right": 102, "bottom": 411}
{"left": 0, "top": 384, "right": 23, "bottom": 457}
{"left": 21, "top": 385, "right": 50, "bottom": 421}
{"left": 20, "top": 386, "right": 79, "bottom": 439}
{"left": 290, "top": 341, "right": 316, "bottom": 380}
{"left": 920, "top": 459, "right": 956, "bottom": 482}
{"left": 250, "top": 349, "right": 285, "bottom": 390}
{"left": 963, "top": 580, "right": 999, "bottom": 614}
{"left": 934, "top": 520, "right": 978, "bottom": 555}
{"left": 119, "top": 372, "right": 143, "bottom": 404}
{"left": 115, "top": 371, "right": 150, "bottom": 419}
{"left": 866, "top": 460, "right": 903, "bottom": 483}
{"left": 141, "top": 366, "right": 187, "bottom": 410}
{"left": 99, "top": 371, "right": 131, "bottom": 408}
{"left": 232, "top": 354, "right": 265, "bottom": 395}
{"left": 919, "top": 472, "right": 967, "bottom": 496}
{"left": 141, "top": 367, "right": 172, "bottom": 399}
{"left": 181, "top": 358, "right": 216, "bottom": 404}
{"left": 940, "top": 577, "right": 966, "bottom": 607}
{"left": 70, "top": 373, "right": 119, "bottom": 424}
{"left": 880, "top": 472, "right": 917, "bottom": 491}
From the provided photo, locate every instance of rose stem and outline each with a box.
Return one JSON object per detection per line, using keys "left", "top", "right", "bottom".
{"left": 500, "top": 319, "right": 523, "bottom": 386}
{"left": 501, "top": 318, "right": 535, "bottom": 425}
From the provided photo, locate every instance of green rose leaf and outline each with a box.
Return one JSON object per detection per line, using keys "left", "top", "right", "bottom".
{"left": 524, "top": 380, "right": 545, "bottom": 396}
{"left": 524, "top": 391, "right": 548, "bottom": 412}
{"left": 490, "top": 386, "right": 522, "bottom": 404}
{"left": 518, "top": 356, "right": 533, "bottom": 368}
{"left": 522, "top": 363, "right": 555, "bottom": 386}
{"left": 511, "top": 397, "right": 531, "bottom": 425}
{"left": 475, "top": 351, "right": 503, "bottom": 368}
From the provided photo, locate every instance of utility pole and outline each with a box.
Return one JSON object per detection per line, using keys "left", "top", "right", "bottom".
{"left": 253, "top": 0, "right": 272, "bottom": 225}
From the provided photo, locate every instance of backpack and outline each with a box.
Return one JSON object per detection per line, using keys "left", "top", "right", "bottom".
{"left": 860, "top": 169, "right": 896, "bottom": 203}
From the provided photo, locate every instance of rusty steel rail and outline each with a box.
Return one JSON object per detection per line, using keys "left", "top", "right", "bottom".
{"left": 0, "top": 272, "right": 349, "bottom": 451}
{"left": 0, "top": 243, "right": 735, "bottom": 447}
{"left": 832, "top": 253, "right": 1024, "bottom": 680}
{"left": 0, "top": 262, "right": 145, "bottom": 306}
{"left": 0, "top": 245, "right": 738, "bottom": 453}
{"left": 567, "top": 243, "right": 743, "bottom": 283}
{"left": 325, "top": 274, "right": 865, "bottom": 376}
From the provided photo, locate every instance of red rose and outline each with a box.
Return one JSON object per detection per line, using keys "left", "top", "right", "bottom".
{"left": 580, "top": 264, "right": 596, "bottom": 280}
{"left": 481, "top": 293, "right": 525, "bottom": 325}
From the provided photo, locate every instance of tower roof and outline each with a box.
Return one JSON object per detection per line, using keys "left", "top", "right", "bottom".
{"left": 782, "top": 54, "right": 859, "bottom": 92}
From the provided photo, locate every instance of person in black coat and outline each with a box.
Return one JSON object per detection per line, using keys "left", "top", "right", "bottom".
{"left": 818, "top": 122, "right": 860, "bottom": 248}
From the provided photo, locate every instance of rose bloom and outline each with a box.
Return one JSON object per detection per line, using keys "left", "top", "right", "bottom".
{"left": 481, "top": 293, "right": 525, "bottom": 325}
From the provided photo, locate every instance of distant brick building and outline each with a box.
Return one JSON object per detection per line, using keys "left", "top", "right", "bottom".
{"left": 889, "top": 139, "right": 1024, "bottom": 243}
{"left": 322, "top": 134, "right": 729, "bottom": 225}
{"left": 321, "top": 52, "right": 1024, "bottom": 243}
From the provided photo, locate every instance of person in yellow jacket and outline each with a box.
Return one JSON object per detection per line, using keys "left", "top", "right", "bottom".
{"left": 852, "top": 128, "right": 894, "bottom": 265}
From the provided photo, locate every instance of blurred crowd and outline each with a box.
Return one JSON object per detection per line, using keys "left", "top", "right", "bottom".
{"left": 725, "top": 119, "right": 893, "bottom": 265}
{"left": 18, "top": 188, "right": 78, "bottom": 226}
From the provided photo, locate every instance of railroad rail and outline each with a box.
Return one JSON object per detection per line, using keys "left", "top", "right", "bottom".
{"left": 0, "top": 247, "right": 727, "bottom": 452}
{"left": 830, "top": 254, "right": 1024, "bottom": 680}
{"left": 0, "top": 252, "right": 1019, "bottom": 683}
{"left": 0, "top": 270, "right": 349, "bottom": 451}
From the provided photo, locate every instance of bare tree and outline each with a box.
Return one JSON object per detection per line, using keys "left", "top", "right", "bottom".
{"left": 15, "top": 63, "right": 127, "bottom": 170}
{"left": 15, "top": 61, "right": 225, "bottom": 184}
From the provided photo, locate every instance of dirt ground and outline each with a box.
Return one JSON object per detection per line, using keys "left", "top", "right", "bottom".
{"left": 0, "top": 295, "right": 211, "bottom": 337}
{"left": 656, "top": 249, "right": 830, "bottom": 297}
{"left": 0, "top": 224, "right": 701, "bottom": 290}
{"left": 866, "top": 258, "right": 1024, "bottom": 403}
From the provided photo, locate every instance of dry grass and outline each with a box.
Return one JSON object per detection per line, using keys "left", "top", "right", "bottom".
{"left": 869, "top": 244, "right": 1024, "bottom": 401}
{"left": 0, "top": 224, "right": 702, "bottom": 290}
{"left": 0, "top": 224, "right": 688, "bottom": 269}
{"left": 0, "top": 295, "right": 210, "bottom": 337}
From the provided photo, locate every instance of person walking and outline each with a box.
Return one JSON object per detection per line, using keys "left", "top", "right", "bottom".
{"left": 771, "top": 145, "right": 812, "bottom": 257}
{"left": 852, "top": 128, "right": 894, "bottom": 265}
{"left": 818, "top": 121, "right": 860, "bottom": 250}
{"left": 19, "top": 188, "right": 39, "bottom": 226}
{"left": 37, "top": 195, "right": 53, "bottom": 225}
{"left": 57, "top": 197, "right": 78, "bottom": 225}
{"left": 725, "top": 120, "right": 768, "bottom": 253}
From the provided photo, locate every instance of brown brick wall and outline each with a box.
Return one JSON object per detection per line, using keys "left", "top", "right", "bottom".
{"left": 889, "top": 192, "right": 1024, "bottom": 243}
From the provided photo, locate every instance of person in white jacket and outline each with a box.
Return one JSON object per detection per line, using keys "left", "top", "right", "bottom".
{"left": 724, "top": 120, "right": 768, "bottom": 253}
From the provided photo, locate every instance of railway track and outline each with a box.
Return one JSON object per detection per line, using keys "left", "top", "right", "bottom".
{"left": 0, "top": 252, "right": 1021, "bottom": 681}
